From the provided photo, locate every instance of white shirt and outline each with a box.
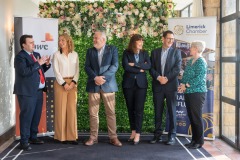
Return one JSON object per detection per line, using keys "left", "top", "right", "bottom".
{"left": 161, "top": 48, "right": 169, "bottom": 76}
{"left": 53, "top": 51, "right": 79, "bottom": 85}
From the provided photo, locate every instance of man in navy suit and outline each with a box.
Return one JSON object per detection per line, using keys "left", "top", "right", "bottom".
{"left": 150, "top": 30, "right": 181, "bottom": 145}
{"left": 14, "top": 35, "right": 51, "bottom": 151}
{"left": 84, "top": 31, "right": 122, "bottom": 147}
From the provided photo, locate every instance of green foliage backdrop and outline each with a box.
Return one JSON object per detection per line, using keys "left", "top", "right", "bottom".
{"left": 39, "top": 0, "right": 175, "bottom": 133}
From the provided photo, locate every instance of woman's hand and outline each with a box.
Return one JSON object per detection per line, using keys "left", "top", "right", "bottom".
{"left": 178, "top": 83, "right": 186, "bottom": 93}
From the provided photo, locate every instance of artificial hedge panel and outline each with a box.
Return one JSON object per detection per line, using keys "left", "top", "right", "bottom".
{"left": 75, "top": 35, "right": 165, "bottom": 133}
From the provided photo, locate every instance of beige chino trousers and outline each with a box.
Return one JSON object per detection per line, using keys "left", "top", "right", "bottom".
{"left": 88, "top": 91, "right": 117, "bottom": 140}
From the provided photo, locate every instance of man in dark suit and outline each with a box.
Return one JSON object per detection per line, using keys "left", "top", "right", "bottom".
{"left": 84, "top": 31, "right": 122, "bottom": 147}
{"left": 14, "top": 35, "right": 51, "bottom": 151}
{"left": 150, "top": 30, "right": 181, "bottom": 145}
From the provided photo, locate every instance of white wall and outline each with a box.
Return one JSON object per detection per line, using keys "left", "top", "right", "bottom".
{"left": 0, "top": 0, "right": 15, "bottom": 135}
{"left": 0, "top": 0, "right": 39, "bottom": 135}
{"left": 13, "top": 0, "right": 39, "bottom": 18}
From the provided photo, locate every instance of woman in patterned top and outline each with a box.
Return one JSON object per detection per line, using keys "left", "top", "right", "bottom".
{"left": 178, "top": 40, "right": 207, "bottom": 149}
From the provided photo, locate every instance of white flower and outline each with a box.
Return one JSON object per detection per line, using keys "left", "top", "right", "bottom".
{"left": 39, "top": 1, "right": 44, "bottom": 6}
{"left": 127, "top": 11, "right": 132, "bottom": 15}
{"left": 93, "top": 3, "right": 98, "bottom": 8}
{"left": 134, "top": 9, "right": 139, "bottom": 15}
{"left": 119, "top": 7, "right": 123, "bottom": 12}
{"left": 60, "top": 10, "right": 64, "bottom": 15}
{"left": 114, "top": 9, "right": 118, "bottom": 13}
{"left": 69, "top": 3, "right": 75, "bottom": 8}
{"left": 157, "top": 2, "right": 162, "bottom": 7}
{"left": 139, "top": 13, "right": 144, "bottom": 18}
{"left": 83, "top": 17, "right": 87, "bottom": 21}
{"left": 143, "top": 7, "right": 147, "bottom": 11}
{"left": 65, "top": 17, "right": 71, "bottom": 21}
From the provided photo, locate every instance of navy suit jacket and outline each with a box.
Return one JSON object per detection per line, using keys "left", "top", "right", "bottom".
{"left": 13, "top": 50, "right": 51, "bottom": 96}
{"left": 122, "top": 49, "right": 151, "bottom": 89}
{"left": 150, "top": 47, "right": 181, "bottom": 92}
{"left": 85, "top": 45, "right": 118, "bottom": 93}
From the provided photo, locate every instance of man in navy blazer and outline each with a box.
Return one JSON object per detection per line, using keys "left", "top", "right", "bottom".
{"left": 14, "top": 35, "right": 51, "bottom": 151}
{"left": 150, "top": 30, "right": 181, "bottom": 145}
{"left": 84, "top": 31, "right": 122, "bottom": 147}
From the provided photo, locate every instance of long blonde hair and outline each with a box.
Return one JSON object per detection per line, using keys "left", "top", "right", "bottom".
{"left": 59, "top": 33, "right": 74, "bottom": 53}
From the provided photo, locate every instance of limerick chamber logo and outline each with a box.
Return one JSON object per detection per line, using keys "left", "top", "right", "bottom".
{"left": 41, "top": 32, "right": 54, "bottom": 42}
{"left": 174, "top": 25, "right": 184, "bottom": 35}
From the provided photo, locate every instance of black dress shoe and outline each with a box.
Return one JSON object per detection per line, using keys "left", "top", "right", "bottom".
{"left": 184, "top": 141, "right": 195, "bottom": 147}
{"left": 19, "top": 143, "right": 32, "bottom": 151}
{"left": 69, "top": 141, "right": 78, "bottom": 145}
{"left": 150, "top": 135, "right": 162, "bottom": 144}
{"left": 62, "top": 141, "right": 68, "bottom": 144}
{"left": 188, "top": 143, "right": 203, "bottom": 149}
{"left": 29, "top": 138, "right": 44, "bottom": 144}
{"left": 165, "top": 138, "right": 176, "bottom": 145}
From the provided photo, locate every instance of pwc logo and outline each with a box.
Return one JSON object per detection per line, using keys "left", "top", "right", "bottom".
{"left": 41, "top": 33, "right": 54, "bottom": 42}
{"left": 35, "top": 33, "right": 54, "bottom": 50}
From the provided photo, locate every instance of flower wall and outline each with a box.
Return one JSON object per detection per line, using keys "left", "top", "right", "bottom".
{"left": 39, "top": 0, "right": 175, "bottom": 132}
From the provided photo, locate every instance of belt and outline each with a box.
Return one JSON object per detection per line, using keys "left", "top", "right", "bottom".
{"left": 63, "top": 77, "right": 74, "bottom": 79}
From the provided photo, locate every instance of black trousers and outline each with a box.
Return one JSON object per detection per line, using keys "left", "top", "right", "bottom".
{"left": 123, "top": 82, "right": 147, "bottom": 133}
{"left": 153, "top": 90, "right": 177, "bottom": 138}
{"left": 17, "top": 90, "right": 43, "bottom": 144}
{"left": 184, "top": 92, "right": 206, "bottom": 145}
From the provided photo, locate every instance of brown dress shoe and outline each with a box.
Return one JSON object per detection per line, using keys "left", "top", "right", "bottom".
{"left": 110, "top": 138, "right": 122, "bottom": 147}
{"left": 85, "top": 138, "right": 98, "bottom": 146}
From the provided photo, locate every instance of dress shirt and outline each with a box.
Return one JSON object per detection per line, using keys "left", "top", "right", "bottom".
{"left": 24, "top": 50, "right": 45, "bottom": 89}
{"left": 53, "top": 51, "right": 79, "bottom": 85}
{"left": 134, "top": 53, "right": 139, "bottom": 63}
{"left": 161, "top": 48, "right": 169, "bottom": 76}
{"left": 98, "top": 45, "right": 105, "bottom": 66}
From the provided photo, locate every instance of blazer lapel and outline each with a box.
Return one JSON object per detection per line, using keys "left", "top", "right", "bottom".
{"left": 92, "top": 48, "right": 100, "bottom": 68}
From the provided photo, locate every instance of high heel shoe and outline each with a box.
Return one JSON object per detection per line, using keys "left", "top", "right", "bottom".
{"left": 127, "top": 138, "right": 134, "bottom": 142}
{"left": 133, "top": 140, "right": 140, "bottom": 145}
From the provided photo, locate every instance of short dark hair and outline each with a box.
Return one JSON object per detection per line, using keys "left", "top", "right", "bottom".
{"left": 20, "top": 35, "right": 33, "bottom": 49}
{"left": 127, "top": 34, "right": 144, "bottom": 53}
{"left": 162, "top": 30, "right": 174, "bottom": 38}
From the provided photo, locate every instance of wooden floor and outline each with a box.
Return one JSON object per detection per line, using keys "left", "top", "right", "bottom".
{"left": 203, "top": 138, "right": 240, "bottom": 160}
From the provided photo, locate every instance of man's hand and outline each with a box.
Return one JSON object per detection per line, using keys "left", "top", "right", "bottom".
{"left": 45, "top": 55, "right": 51, "bottom": 65}
{"left": 37, "top": 55, "right": 50, "bottom": 66}
{"left": 128, "top": 63, "right": 134, "bottom": 66}
{"left": 94, "top": 76, "right": 106, "bottom": 86}
{"left": 157, "top": 76, "right": 168, "bottom": 84}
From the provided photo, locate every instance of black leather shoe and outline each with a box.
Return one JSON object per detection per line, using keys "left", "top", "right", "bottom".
{"left": 184, "top": 141, "right": 195, "bottom": 147}
{"left": 188, "top": 143, "right": 203, "bottom": 149}
{"left": 165, "top": 138, "right": 176, "bottom": 145}
{"left": 150, "top": 135, "right": 162, "bottom": 144}
{"left": 29, "top": 138, "right": 44, "bottom": 144}
{"left": 19, "top": 143, "right": 32, "bottom": 151}
{"left": 69, "top": 141, "right": 78, "bottom": 145}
